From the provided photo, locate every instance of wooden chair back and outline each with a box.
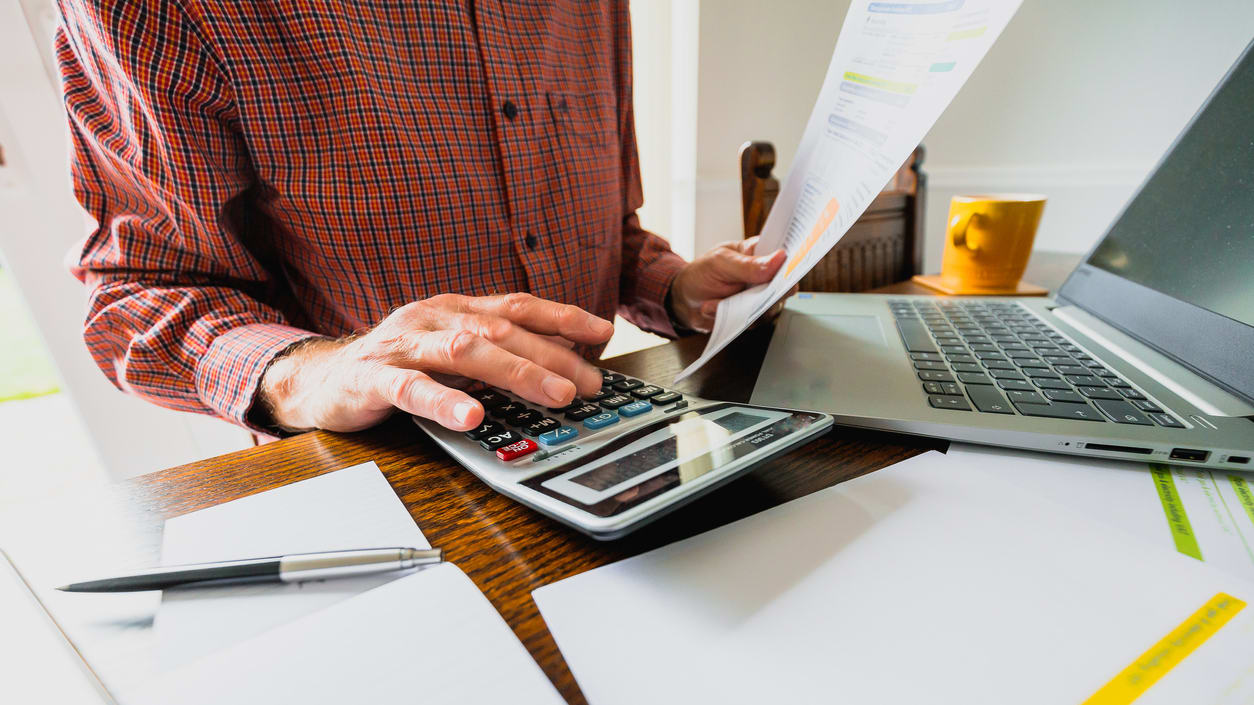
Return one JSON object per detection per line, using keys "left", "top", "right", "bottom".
{"left": 740, "top": 141, "right": 926, "bottom": 292}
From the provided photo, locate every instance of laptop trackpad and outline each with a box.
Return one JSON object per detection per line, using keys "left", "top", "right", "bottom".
{"left": 785, "top": 314, "right": 887, "bottom": 349}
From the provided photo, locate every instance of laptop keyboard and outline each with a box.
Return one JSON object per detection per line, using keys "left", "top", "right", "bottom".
{"left": 889, "top": 299, "right": 1185, "bottom": 428}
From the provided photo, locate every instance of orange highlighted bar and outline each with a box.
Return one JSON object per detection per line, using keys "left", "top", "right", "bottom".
{"left": 785, "top": 198, "right": 840, "bottom": 276}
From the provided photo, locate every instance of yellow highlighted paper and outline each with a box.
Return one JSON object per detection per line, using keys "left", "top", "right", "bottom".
{"left": 842, "top": 72, "right": 917, "bottom": 94}
{"left": 1082, "top": 592, "right": 1246, "bottom": 705}
{"left": 947, "top": 26, "right": 988, "bottom": 41}
{"left": 785, "top": 198, "right": 840, "bottom": 276}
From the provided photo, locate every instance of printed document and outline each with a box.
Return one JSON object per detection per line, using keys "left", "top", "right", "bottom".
{"left": 678, "top": 0, "right": 1023, "bottom": 381}
{"left": 533, "top": 451, "right": 1254, "bottom": 705}
{"left": 948, "top": 444, "right": 1254, "bottom": 583}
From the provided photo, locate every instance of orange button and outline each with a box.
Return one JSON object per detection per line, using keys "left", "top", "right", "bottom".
{"left": 496, "top": 438, "right": 539, "bottom": 461}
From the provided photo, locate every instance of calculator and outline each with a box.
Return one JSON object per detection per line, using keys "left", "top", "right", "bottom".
{"left": 412, "top": 369, "right": 833, "bottom": 539}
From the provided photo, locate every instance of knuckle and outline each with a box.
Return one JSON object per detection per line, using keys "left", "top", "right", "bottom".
{"left": 501, "top": 292, "right": 535, "bottom": 316}
{"left": 442, "top": 329, "right": 481, "bottom": 362}
{"left": 481, "top": 316, "right": 513, "bottom": 341}
{"left": 506, "top": 357, "right": 537, "bottom": 385}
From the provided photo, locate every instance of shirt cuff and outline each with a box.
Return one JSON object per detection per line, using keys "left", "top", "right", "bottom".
{"left": 624, "top": 251, "right": 687, "bottom": 338}
{"left": 194, "top": 323, "right": 319, "bottom": 431}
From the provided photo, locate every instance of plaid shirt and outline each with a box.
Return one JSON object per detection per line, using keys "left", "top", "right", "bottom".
{"left": 56, "top": 0, "right": 686, "bottom": 430}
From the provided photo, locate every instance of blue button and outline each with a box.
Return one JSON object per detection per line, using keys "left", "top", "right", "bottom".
{"left": 583, "top": 412, "right": 620, "bottom": 430}
{"left": 537, "top": 426, "right": 579, "bottom": 446}
{"left": 619, "top": 400, "right": 652, "bottom": 417}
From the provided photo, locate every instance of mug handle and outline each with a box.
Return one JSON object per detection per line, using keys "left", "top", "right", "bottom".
{"left": 950, "top": 212, "right": 985, "bottom": 252}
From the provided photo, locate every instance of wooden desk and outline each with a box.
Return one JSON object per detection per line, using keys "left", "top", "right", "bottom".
{"left": 3, "top": 257, "right": 1078, "bottom": 702}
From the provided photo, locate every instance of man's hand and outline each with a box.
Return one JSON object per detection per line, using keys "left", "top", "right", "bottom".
{"left": 668, "top": 236, "right": 787, "bottom": 333}
{"left": 257, "top": 294, "right": 614, "bottom": 433}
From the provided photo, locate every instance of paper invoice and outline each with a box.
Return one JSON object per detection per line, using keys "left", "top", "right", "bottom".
{"left": 677, "top": 0, "right": 1023, "bottom": 382}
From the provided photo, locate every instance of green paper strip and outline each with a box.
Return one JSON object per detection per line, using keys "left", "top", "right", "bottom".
{"left": 1150, "top": 465, "right": 1202, "bottom": 560}
{"left": 1230, "top": 475, "right": 1254, "bottom": 528}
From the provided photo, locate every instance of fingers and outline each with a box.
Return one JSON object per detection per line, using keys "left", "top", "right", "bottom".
{"left": 462, "top": 293, "right": 614, "bottom": 344}
{"left": 372, "top": 367, "right": 483, "bottom": 431}
{"left": 406, "top": 329, "right": 580, "bottom": 408}
{"left": 711, "top": 246, "right": 786, "bottom": 287}
{"left": 456, "top": 314, "right": 603, "bottom": 397}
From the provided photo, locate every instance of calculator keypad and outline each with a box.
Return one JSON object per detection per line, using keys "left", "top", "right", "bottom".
{"left": 465, "top": 370, "right": 687, "bottom": 462}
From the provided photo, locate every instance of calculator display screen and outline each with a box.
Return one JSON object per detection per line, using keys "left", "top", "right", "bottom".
{"left": 520, "top": 404, "right": 827, "bottom": 517}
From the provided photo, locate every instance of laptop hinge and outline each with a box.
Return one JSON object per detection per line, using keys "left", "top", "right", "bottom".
{"left": 1051, "top": 305, "right": 1254, "bottom": 417}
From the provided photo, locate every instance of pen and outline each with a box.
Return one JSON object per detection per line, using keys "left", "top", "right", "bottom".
{"left": 55, "top": 547, "right": 443, "bottom": 593}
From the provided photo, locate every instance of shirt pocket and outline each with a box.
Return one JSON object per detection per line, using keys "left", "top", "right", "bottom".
{"left": 545, "top": 90, "right": 621, "bottom": 249}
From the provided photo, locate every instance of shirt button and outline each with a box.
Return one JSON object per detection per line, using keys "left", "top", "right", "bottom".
{"left": 524, "top": 233, "right": 538, "bottom": 249}
{"left": 502, "top": 100, "right": 519, "bottom": 120}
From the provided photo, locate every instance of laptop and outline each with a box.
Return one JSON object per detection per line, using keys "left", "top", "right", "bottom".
{"left": 750, "top": 38, "right": 1254, "bottom": 471}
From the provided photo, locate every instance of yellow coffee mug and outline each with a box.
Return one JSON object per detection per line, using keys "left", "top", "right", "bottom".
{"left": 940, "top": 194, "right": 1045, "bottom": 292}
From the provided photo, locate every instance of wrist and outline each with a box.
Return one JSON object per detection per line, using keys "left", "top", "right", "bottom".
{"left": 256, "top": 336, "right": 344, "bottom": 432}
{"left": 665, "top": 269, "right": 696, "bottom": 333}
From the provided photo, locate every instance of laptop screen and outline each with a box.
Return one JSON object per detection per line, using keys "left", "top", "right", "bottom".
{"left": 1059, "top": 39, "right": 1254, "bottom": 403}
{"left": 1083, "top": 43, "right": 1254, "bottom": 329}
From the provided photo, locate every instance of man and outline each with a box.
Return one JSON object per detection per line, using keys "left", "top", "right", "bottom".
{"left": 57, "top": 0, "right": 784, "bottom": 435}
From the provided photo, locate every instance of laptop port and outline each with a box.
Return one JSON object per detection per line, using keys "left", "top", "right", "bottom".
{"left": 1084, "top": 443, "right": 1153, "bottom": 455}
{"left": 1169, "top": 448, "right": 1210, "bottom": 462}
{"left": 1228, "top": 456, "right": 1250, "bottom": 465}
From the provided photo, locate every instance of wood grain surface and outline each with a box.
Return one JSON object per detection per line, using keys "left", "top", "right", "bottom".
{"left": 100, "top": 323, "right": 938, "bottom": 703}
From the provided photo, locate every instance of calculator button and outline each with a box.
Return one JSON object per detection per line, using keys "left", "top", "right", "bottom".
{"left": 601, "top": 371, "right": 625, "bottom": 385}
{"left": 495, "top": 439, "right": 539, "bottom": 461}
{"left": 524, "top": 418, "right": 560, "bottom": 436}
{"left": 472, "top": 390, "right": 509, "bottom": 409}
{"left": 465, "top": 421, "right": 504, "bottom": 441}
{"left": 619, "top": 400, "right": 653, "bottom": 417}
{"left": 537, "top": 426, "right": 579, "bottom": 446}
{"left": 590, "top": 388, "right": 612, "bottom": 402}
{"left": 600, "top": 394, "right": 632, "bottom": 409}
{"left": 583, "top": 412, "right": 620, "bottom": 430}
{"left": 631, "top": 385, "right": 665, "bottom": 398}
{"left": 650, "top": 391, "right": 682, "bottom": 405}
{"left": 565, "top": 403, "right": 601, "bottom": 421}
{"left": 479, "top": 429, "right": 523, "bottom": 451}
{"left": 490, "top": 402, "right": 526, "bottom": 418}
{"left": 507, "top": 409, "right": 541, "bottom": 427}
{"left": 612, "top": 379, "right": 644, "bottom": 393}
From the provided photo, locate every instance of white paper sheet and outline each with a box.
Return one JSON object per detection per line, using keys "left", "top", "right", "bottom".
{"left": 947, "top": 444, "right": 1254, "bottom": 582}
{"left": 533, "top": 451, "right": 1254, "bottom": 705}
{"left": 121, "top": 564, "right": 563, "bottom": 705}
{"left": 677, "top": 0, "right": 1022, "bottom": 381}
{"left": 152, "top": 462, "right": 428, "bottom": 670}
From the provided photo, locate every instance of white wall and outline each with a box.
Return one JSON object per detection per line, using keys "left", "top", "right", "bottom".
{"left": 657, "top": 0, "right": 1254, "bottom": 271}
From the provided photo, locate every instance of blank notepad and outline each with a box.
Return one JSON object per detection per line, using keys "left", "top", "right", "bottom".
{"left": 121, "top": 563, "right": 563, "bottom": 705}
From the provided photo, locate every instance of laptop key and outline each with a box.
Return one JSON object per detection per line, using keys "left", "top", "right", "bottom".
{"left": 1091, "top": 399, "right": 1153, "bottom": 425}
{"left": 1014, "top": 358, "right": 1050, "bottom": 369}
{"left": 896, "top": 318, "right": 938, "bottom": 353}
{"left": 1042, "top": 389, "right": 1085, "bottom": 404}
{"left": 946, "top": 354, "right": 976, "bottom": 363}
{"left": 989, "top": 369, "right": 1025, "bottom": 380}
{"left": 1054, "top": 365, "right": 1089, "bottom": 376}
{"left": 914, "top": 360, "right": 949, "bottom": 371}
{"left": 923, "top": 382, "right": 961, "bottom": 395}
{"left": 1116, "top": 388, "right": 1147, "bottom": 400}
{"left": 910, "top": 352, "right": 943, "bottom": 361}
{"left": 952, "top": 362, "right": 983, "bottom": 373}
{"left": 1149, "top": 413, "right": 1185, "bottom": 428}
{"left": 966, "top": 386, "right": 1014, "bottom": 414}
{"left": 1078, "top": 386, "right": 1122, "bottom": 400}
{"left": 1064, "top": 375, "right": 1105, "bottom": 387}
{"left": 1132, "top": 399, "right": 1163, "bottom": 413}
{"left": 997, "top": 379, "right": 1035, "bottom": 391}
{"left": 941, "top": 345, "right": 968, "bottom": 355}
{"left": 1012, "top": 401, "right": 1106, "bottom": 422}
{"left": 982, "top": 360, "right": 1016, "bottom": 370}
{"left": 928, "top": 395, "right": 972, "bottom": 411}
{"left": 1006, "top": 390, "right": 1047, "bottom": 405}
{"left": 918, "top": 371, "right": 955, "bottom": 382}
{"left": 957, "top": 372, "right": 992, "bottom": 385}
{"left": 1032, "top": 378, "right": 1071, "bottom": 390}
{"left": 974, "top": 351, "right": 1007, "bottom": 361}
